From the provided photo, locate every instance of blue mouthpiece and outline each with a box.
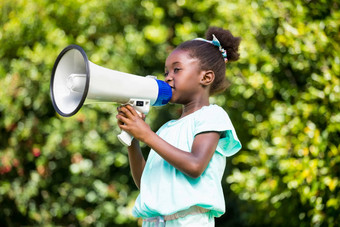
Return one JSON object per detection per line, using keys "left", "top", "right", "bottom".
{"left": 153, "top": 79, "right": 172, "bottom": 106}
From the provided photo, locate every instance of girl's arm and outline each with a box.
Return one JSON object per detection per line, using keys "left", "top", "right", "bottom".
{"left": 127, "top": 139, "right": 145, "bottom": 188}
{"left": 144, "top": 130, "right": 219, "bottom": 178}
{"left": 117, "top": 110, "right": 145, "bottom": 188}
{"left": 116, "top": 105, "right": 219, "bottom": 178}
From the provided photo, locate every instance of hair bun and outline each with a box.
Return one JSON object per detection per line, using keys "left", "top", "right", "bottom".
{"left": 205, "top": 27, "right": 241, "bottom": 62}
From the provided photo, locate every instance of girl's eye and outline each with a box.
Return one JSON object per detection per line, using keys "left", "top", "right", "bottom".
{"left": 164, "top": 72, "right": 169, "bottom": 77}
{"left": 174, "top": 68, "right": 181, "bottom": 73}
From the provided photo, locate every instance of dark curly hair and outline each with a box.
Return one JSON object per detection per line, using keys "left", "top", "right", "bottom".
{"left": 175, "top": 27, "right": 241, "bottom": 95}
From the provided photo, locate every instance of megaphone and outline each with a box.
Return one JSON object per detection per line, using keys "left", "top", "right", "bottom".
{"left": 50, "top": 44, "right": 172, "bottom": 146}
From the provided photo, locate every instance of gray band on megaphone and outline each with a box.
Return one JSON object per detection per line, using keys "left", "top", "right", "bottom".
{"left": 50, "top": 44, "right": 90, "bottom": 117}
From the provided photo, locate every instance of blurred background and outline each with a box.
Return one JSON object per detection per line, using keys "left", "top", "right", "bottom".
{"left": 0, "top": 0, "right": 339, "bottom": 226}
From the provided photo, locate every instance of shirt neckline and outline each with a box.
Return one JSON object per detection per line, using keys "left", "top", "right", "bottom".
{"left": 167, "top": 105, "right": 213, "bottom": 126}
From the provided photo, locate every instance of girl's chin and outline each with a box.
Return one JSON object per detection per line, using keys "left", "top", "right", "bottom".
{"left": 169, "top": 92, "right": 176, "bottom": 103}
{"left": 169, "top": 97, "right": 177, "bottom": 104}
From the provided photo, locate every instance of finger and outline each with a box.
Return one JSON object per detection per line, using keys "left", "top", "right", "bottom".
{"left": 124, "top": 105, "right": 139, "bottom": 116}
{"left": 116, "top": 117, "right": 124, "bottom": 126}
{"left": 117, "top": 110, "right": 127, "bottom": 118}
{"left": 116, "top": 114, "right": 129, "bottom": 125}
{"left": 116, "top": 117, "right": 130, "bottom": 131}
{"left": 119, "top": 105, "right": 135, "bottom": 118}
{"left": 117, "top": 106, "right": 127, "bottom": 116}
{"left": 119, "top": 124, "right": 129, "bottom": 131}
{"left": 125, "top": 105, "right": 144, "bottom": 118}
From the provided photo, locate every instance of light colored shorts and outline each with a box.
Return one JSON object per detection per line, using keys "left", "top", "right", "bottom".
{"left": 142, "top": 206, "right": 215, "bottom": 227}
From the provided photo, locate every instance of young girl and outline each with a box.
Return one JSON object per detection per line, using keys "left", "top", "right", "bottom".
{"left": 116, "top": 27, "right": 242, "bottom": 226}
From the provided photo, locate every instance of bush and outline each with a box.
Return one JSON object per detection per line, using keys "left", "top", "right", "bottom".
{"left": 0, "top": 0, "right": 339, "bottom": 226}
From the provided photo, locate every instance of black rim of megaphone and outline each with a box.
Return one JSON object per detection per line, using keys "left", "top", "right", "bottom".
{"left": 50, "top": 44, "right": 90, "bottom": 117}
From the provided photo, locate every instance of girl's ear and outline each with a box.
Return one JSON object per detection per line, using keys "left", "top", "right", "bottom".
{"left": 200, "top": 70, "right": 215, "bottom": 86}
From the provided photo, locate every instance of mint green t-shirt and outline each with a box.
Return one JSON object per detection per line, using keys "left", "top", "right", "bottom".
{"left": 132, "top": 105, "right": 241, "bottom": 219}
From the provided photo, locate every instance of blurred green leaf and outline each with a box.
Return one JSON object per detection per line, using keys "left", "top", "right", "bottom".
{"left": 0, "top": 0, "right": 339, "bottom": 226}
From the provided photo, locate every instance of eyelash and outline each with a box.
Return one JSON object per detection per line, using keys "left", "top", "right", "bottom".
{"left": 164, "top": 68, "right": 181, "bottom": 76}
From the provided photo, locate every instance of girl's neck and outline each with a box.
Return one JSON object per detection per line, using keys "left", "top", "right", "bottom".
{"left": 180, "top": 98, "right": 210, "bottom": 119}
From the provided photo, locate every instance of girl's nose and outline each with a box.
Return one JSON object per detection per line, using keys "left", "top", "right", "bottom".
{"left": 165, "top": 75, "right": 173, "bottom": 82}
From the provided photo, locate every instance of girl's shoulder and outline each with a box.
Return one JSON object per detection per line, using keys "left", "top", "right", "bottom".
{"left": 157, "top": 105, "right": 228, "bottom": 131}
{"left": 196, "top": 104, "right": 229, "bottom": 119}
{"left": 192, "top": 104, "right": 233, "bottom": 132}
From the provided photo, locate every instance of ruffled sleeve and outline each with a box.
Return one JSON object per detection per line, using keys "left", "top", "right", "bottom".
{"left": 194, "top": 105, "right": 242, "bottom": 157}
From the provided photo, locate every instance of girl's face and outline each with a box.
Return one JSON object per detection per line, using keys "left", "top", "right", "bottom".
{"left": 164, "top": 49, "right": 204, "bottom": 104}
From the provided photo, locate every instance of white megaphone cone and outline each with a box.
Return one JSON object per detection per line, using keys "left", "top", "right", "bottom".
{"left": 50, "top": 44, "right": 172, "bottom": 146}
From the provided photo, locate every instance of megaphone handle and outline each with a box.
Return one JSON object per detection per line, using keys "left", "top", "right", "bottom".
{"left": 117, "top": 130, "right": 133, "bottom": 146}
{"left": 117, "top": 102, "right": 147, "bottom": 146}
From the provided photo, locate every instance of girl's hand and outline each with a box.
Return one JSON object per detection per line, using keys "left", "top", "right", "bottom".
{"left": 116, "top": 105, "right": 151, "bottom": 142}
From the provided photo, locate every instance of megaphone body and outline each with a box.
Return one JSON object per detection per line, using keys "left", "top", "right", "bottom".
{"left": 50, "top": 45, "right": 172, "bottom": 146}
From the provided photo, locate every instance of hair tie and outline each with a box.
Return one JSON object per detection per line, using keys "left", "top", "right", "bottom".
{"left": 194, "top": 34, "right": 228, "bottom": 62}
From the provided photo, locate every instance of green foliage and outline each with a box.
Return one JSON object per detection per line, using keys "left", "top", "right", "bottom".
{"left": 219, "top": 0, "right": 340, "bottom": 226}
{"left": 0, "top": 0, "right": 339, "bottom": 226}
